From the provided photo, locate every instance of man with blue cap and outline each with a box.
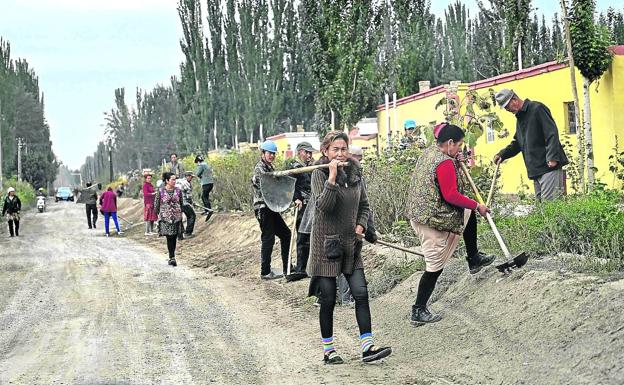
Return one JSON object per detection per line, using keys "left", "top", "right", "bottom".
{"left": 252, "top": 140, "right": 292, "bottom": 280}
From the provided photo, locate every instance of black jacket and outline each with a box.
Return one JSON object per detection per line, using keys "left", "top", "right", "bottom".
{"left": 2, "top": 195, "right": 21, "bottom": 216}
{"left": 290, "top": 158, "right": 313, "bottom": 203}
{"left": 498, "top": 99, "right": 569, "bottom": 179}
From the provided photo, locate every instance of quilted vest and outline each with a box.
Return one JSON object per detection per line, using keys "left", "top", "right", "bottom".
{"left": 407, "top": 146, "right": 465, "bottom": 234}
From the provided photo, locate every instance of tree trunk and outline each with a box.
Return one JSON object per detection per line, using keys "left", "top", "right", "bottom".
{"left": 583, "top": 77, "right": 595, "bottom": 189}
{"left": 560, "top": 0, "right": 585, "bottom": 192}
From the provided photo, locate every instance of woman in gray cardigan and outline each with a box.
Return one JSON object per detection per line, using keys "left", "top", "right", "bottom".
{"left": 308, "top": 130, "right": 392, "bottom": 365}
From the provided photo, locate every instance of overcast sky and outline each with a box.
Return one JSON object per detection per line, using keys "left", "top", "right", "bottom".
{"left": 0, "top": 0, "right": 619, "bottom": 169}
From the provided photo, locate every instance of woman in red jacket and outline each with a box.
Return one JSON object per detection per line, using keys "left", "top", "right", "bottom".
{"left": 99, "top": 187, "right": 122, "bottom": 237}
{"left": 143, "top": 173, "right": 158, "bottom": 235}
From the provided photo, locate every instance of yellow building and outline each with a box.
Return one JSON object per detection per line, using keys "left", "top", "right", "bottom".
{"left": 266, "top": 132, "right": 321, "bottom": 158}
{"left": 376, "top": 46, "right": 624, "bottom": 194}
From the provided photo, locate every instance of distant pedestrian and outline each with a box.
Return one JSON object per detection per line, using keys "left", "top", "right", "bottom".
{"left": 143, "top": 173, "right": 158, "bottom": 235}
{"left": 116, "top": 184, "right": 125, "bottom": 198}
{"left": 155, "top": 172, "right": 183, "bottom": 266}
{"left": 84, "top": 182, "right": 98, "bottom": 229}
{"left": 252, "top": 140, "right": 292, "bottom": 280}
{"left": 167, "top": 153, "right": 185, "bottom": 179}
{"left": 2, "top": 187, "right": 22, "bottom": 237}
{"left": 194, "top": 155, "right": 214, "bottom": 222}
{"left": 176, "top": 171, "right": 196, "bottom": 239}
{"left": 99, "top": 187, "right": 122, "bottom": 237}
{"left": 494, "top": 89, "right": 569, "bottom": 201}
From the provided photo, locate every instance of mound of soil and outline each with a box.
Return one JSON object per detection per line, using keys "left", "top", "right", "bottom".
{"left": 117, "top": 198, "right": 624, "bottom": 384}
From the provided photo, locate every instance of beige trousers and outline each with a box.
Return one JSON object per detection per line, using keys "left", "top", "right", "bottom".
{"left": 410, "top": 209, "right": 472, "bottom": 272}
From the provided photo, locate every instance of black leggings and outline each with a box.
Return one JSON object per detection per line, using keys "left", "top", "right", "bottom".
{"left": 8, "top": 219, "right": 19, "bottom": 236}
{"left": 166, "top": 235, "right": 177, "bottom": 258}
{"left": 414, "top": 269, "right": 443, "bottom": 309}
{"left": 463, "top": 210, "right": 478, "bottom": 258}
{"left": 317, "top": 269, "right": 371, "bottom": 339}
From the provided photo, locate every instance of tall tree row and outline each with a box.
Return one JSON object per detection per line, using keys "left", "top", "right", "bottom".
{"left": 0, "top": 38, "right": 58, "bottom": 189}
{"left": 81, "top": 1, "right": 624, "bottom": 176}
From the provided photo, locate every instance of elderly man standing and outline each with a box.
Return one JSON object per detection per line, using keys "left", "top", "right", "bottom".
{"left": 167, "top": 153, "right": 185, "bottom": 179}
{"left": 494, "top": 89, "right": 569, "bottom": 201}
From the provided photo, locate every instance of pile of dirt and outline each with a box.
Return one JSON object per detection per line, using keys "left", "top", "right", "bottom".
{"left": 117, "top": 198, "right": 624, "bottom": 384}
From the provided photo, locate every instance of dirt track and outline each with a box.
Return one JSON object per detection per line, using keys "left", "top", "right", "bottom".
{"left": 1, "top": 200, "right": 623, "bottom": 385}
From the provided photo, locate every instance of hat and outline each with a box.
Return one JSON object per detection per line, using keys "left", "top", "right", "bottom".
{"left": 350, "top": 146, "right": 363, "bottom": 156}
{"left": 296, "top": 141, "right": 315, "bottom": 152}
{"left": 7, "top": 187, "right": 15, "bottom": 193}
{"left": 185, "top": 171, "right": 195, "bottom": 177}
{"left": 404, "top": 120, "right": 417, "bottom": 130}
{"left": 495, "top": 89, "right": 515, "bottom": 108}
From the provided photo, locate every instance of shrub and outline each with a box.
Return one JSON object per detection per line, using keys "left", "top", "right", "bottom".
{"left": 478, "top": 190, "right": 624, "bottom": 271}
{"left": 2, "top": 178, "right": 36, "bottom": 206}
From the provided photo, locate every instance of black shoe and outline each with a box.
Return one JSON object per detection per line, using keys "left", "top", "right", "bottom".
{"left": 260, "top": 271, "right": 283, "bottom": 280}
{"left": 205, "top": 212, "right": 213, "bottom": 222}
{"left": 410, "top": 306, "right": 442, "bottom": 326}
{"left": 93, "top": 224, "right": 97, "bottom": 229}
{"left": 168, "top": 258, "right": 177, "bottom": 267}
{"left": 467, "top": 251, "right": 496, "bottom": 274}
{"left": 88, "top": 226, "right": 92, "bottom": 229}
{"left": 324, "top": 350, "right": 344, "bottom": 365}
{"left": 362, "top": 346, "right": 392, "bottom": 363}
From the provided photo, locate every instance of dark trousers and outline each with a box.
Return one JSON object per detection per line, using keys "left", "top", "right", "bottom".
{"left": 317, "top": 269, "right": 371, "bottom": 338}
{"left": 166, "top": 235, "right": 177, "bottom": 259}
{"left": 463, "top": 211, "right": 478, "bottom": 258}
{"left": 86, "top": 204, "right": 98, "bottom": 228}
{"left": 201, "top": 183, "right": 213, "bottom": 211}
{"left": 8, "top": 219, "right": 19, "bottom": 237}
{"left": 295, "top": 204, "right": 310, "bottom": 273}
{"left": 180, "top": 204, "right": 196, "bottom": 236}
{"left": 255, "top": 207, "right": 291, "bottom": 276}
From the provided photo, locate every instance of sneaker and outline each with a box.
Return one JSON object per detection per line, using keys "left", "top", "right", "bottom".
{"left": 144, "top": 232, "right": 150, "bottom": 236}
{"left": 168, "top": 258, "right": 177, "bottom": 267}
{"left": 410, "top": 306, "right": 442, "bottom": 326}
{"left": 205, "top": 212, "right": 214, "bottom": 222}
{"left": 118, "top": 231, "right": 124, "bottom": 235}
{"left": 324, "top": 350, "right": 344, "bottom": 365}
{"left": 105, "top": 233, "right": 110, "bottom": 237}
{"left": 261, "top": 271, "right": 283, "bottom": 280}
{"left": 467, "top": 251, "right": 496, "bottom": 274}
{"left": 184, "top": 233, "right": 195, "bottom": 239}
{"left": 362, "top": 346, "right": 392, "bottom": 363}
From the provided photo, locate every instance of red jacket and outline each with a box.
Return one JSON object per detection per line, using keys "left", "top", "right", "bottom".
{"left": 99, "top": 190, "right": 117, "bottom": 213}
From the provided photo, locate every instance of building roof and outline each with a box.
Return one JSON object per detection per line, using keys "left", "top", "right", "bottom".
{"left": 376, "top": 45, "right": 624, "bottom": 111}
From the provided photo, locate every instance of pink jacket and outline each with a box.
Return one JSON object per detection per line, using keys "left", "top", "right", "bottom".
{"left": 99, "top": 190, "right": 117, "bottom": 213}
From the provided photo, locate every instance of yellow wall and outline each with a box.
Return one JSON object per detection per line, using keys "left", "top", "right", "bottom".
{"left": 377, "top": 56, "right": 624, "bottom": 194}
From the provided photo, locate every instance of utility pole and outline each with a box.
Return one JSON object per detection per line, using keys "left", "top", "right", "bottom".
{"left": 17, "top": 137, "right": 24, "bottom": 182}
{"left": 108, "top": 138, "right": 113, "bottom": 183}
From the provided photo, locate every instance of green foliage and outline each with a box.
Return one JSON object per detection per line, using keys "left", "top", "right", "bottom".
{"left": 478, "top": 190, "right": 624, "bottom": 271}
{"left": 608, "top": 137, "right": 624, "bottom": 186}
{"left": 2, "top": 178, "right": 35, "bottom": 206}
{"left": 570, "top": 0, "right": 614, "bottom": 83}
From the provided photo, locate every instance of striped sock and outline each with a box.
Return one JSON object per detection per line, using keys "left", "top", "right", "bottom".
{"left": 322, "top": 336, "right": 335, "bottom": 354}
{"left": 360, "top": 332, "right": 374, "bottom": 352}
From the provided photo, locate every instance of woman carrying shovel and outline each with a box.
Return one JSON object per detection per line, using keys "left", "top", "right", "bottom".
{"left": 308, "top": 130, "right": 392, "bottom": 365}
{"left": 407, "top": 124, "right": 496, "bottom": 326}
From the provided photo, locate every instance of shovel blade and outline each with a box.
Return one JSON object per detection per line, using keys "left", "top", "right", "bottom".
{"left": 260, "top": 174, "right": 296, "bottom": 213}
{"left": 495, "top": 252, "right": 528, "bottom": 273}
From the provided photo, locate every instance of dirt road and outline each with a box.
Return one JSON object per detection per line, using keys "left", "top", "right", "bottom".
{"left": 2, "top": 200, "right": 623, "bottom": 385}
{"left": 0, "top": 202, "right": 381, "bottom": 385}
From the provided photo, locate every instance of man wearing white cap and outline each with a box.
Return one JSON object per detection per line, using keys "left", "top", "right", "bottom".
{"left": 2, "top": 187, "right": 22, "bottom": 237}
{"left": 493, "top": 89, "right": 569, "bottom": 201}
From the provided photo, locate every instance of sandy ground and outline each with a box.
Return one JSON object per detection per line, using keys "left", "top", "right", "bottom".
{"left": 1, "top": 198, "right": 623, "bottom": 385}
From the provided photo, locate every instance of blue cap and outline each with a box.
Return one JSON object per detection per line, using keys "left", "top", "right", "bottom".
{"left": 404, "top": 120, "right": 417, "bottom": 129}
{"left": 260, "top": 140, "right": 278, "bottom": 153}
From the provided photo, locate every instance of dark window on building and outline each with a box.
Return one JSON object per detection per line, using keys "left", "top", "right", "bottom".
{"left": 565, "top": 102, "right": 577, "bottom": 134}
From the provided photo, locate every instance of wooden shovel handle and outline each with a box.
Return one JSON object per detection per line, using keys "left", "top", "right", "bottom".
{"left": 486, "top": 162, "right": 501, "bottom": 207}
{"left": 266, "top": 162, "right": 350, "bottom": 177}
{"left": 375, "top": 239, "right": 424, "bottom": 257}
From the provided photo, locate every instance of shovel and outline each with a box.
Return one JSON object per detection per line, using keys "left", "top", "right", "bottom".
{"left": 460, "top": 162, "right": 528, "bottom": 273}
{"left": 260, "top": 162, "right": 349, "bottom": 213}
{"left": 285, "top": 206, "right": 308, "bottom": 282}
{"left": 486, "top": 161, "right": 501, "bottom": 207}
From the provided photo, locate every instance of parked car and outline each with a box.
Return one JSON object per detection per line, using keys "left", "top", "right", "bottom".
{"left": 55, "top": 187, "right": 74, "bottom": 202}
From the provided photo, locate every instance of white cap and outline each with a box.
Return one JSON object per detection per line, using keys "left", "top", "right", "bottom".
{"left": 7, "top": 187, "right": 15, "bottom": 193}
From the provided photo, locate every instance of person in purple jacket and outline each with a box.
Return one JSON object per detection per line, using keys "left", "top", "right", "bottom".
{"left": 99, "top": 187, "right": 123, "bottom": 237}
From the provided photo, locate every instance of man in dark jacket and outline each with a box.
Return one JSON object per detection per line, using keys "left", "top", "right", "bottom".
{"left": 85, "top": 182, "right": 98, "bottom": 229}
{"left": 494, "top": 89, "right": 569, "bottom": 201}
{"left": 290, "top": 141, "right": 315, "bottom": 275}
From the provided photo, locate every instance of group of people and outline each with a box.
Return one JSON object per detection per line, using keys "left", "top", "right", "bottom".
{"left": 249, "top": 88, "right": 569, "bottom": 365}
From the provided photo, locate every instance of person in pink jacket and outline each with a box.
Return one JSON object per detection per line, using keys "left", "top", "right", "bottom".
{"left": 99, "top": 187, "right": 122, "bottom": 237}
{"left": 143, "top": 174, "right": 158, "bottom": 235}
